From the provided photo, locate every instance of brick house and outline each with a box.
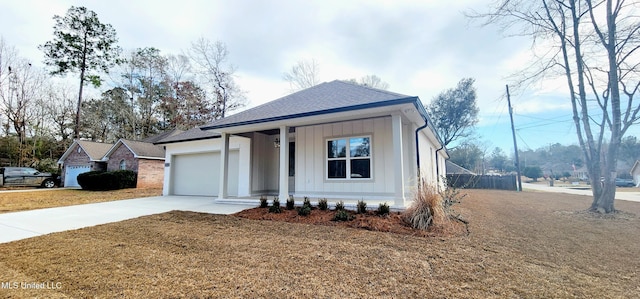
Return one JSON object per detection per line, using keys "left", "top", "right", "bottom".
{"left": 57, "top": 141, "right": 113, "bottom": 187}
{"left": 58, "top": 130, "right": 181, "bottom": 188}
{"left": 103, "top": 139, "right": 167, "bottom": 188}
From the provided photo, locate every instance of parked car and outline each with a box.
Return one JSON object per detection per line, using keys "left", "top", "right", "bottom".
{"left": 615, "top": 178, "right": 636, "bottom": 187}
{"left": 0, "top": 167, "right": 60, "bottom": 188}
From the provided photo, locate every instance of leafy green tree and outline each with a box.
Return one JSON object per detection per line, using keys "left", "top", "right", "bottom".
{"left": 523, "top": 166, "right": 543, "bottom": 182}
{"left": 428, "top": 78, "right": 479, "bottom": 148}
{"left": 490, "top": 147, "right": 508, "bottom": 172}
{"left": 40, "top": 6, "right": 121, "bottom": 139}
{"left": 448, "top": 141, "right": 483, "bottom": 173}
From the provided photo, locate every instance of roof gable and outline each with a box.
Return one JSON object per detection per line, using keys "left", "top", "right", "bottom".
{"left": 58, "top": 140, "right": 114, "bottom": 164}
{"left": 105, "top": 139, "right": 165, "bottom": 159}
{"left": 202, "top": 80, "right": 414, "bottom": 130}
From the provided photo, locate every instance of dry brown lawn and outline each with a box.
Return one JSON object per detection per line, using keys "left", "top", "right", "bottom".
{"left": 0, "top": 188, "right": 162, "bottom": 213}
{"left": 1, "top": 189, "right": 639, "bottom": 298}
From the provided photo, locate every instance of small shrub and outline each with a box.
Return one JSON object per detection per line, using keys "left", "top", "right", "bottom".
{"left": 303, "top": 197, "right": 312, "bottom": 209}
{"left": 259, "top": 196, "right": 268, "bottom": 208}
{"left": 377, "top": 202, "right": 390, "bottom": 216}
{"left": 333, "top": 210, "right": 353, "bottom": 221}
{"left": 269, "top": 197, "right": 282, "bottom": 213}
{"left": 298, "top": 205, "right": 311, "bottom": 216}
{"left": 334, "top": 200, "right": 345, "bottom": 211}
{"left": 318, "top": 198, "right": 328, "bottom": 210}
{"left": 356, "top": 200, "right": 367, "bottom": 214}
{"left": 77, "top": 170, "right": 137, "bottom": 190}
{"left": 286, "top": 195, "right": 295, "bottom": 210}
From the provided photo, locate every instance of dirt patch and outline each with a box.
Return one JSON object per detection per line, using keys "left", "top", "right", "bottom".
{"left": 235, "top": 207, "right": 467, "bottom": 238}
{"left": 1, "top": 189, "right": 639, "bottom": 298}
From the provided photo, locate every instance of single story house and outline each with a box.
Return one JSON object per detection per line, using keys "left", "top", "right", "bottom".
{"left": 631, "top": 160, "right": 640, "bottom": 187}
{"left": 58, "top": 130, "right": 181, "bottom": 188}
{"left": 157, "top": 80, "right": 447, "bottom": 208}
{"left": 102, "top": 139, "right": 167, "bottom": 188}
{"left": 57, "top": 140, "right": 113, "bottom": 187}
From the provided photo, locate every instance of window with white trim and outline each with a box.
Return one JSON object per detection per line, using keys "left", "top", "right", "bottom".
{"left": 327, "top": 136, "right": 371, "bottom": 179}
{"left": 119, "top": 159, "right": 127, "bottom": 170}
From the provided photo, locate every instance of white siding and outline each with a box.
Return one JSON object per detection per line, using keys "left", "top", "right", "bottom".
{"left": 295, "top": 117, "right": 412, "bottom": 199}
{"left": 162, "top": 137, "right": 250, "bottom": 197}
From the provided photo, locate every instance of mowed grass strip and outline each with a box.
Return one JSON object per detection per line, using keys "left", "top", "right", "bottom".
{"left": 0, "top": 188, "right": 162, "bottom": 213}
{"left": 1, "top": 189, "right": 639, "bottom": 298}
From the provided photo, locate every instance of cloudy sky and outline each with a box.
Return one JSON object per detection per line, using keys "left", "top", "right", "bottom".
{"left": 2, "top": 0, "right": 634, "bottom": 153}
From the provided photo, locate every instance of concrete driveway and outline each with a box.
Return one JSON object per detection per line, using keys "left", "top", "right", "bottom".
{"left": 523, "top": 183, "right": 640, "bottom": 202}
{"left": 0, "top": 196, "right": 253, "bottom": 244}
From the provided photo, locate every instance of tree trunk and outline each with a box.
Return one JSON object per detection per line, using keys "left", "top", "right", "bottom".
{"left": 74, "top": 69, "right": 85, "bottom": 139}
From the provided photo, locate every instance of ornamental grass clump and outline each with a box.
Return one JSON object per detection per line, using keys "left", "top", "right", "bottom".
{"left": 403, "top": 180, "right": 445, "bottom": 230}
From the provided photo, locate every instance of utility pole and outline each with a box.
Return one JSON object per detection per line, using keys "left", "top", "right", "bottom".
{"left": 506, "top": 85, "right": 523, "bottom": 191}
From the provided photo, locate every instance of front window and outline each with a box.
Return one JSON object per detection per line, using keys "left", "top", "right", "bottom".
{"left": 327, "top": 136, "right": 371, "bottom": 179}
{"left": 119, "top": 159, "right": 126, "bottom": 170}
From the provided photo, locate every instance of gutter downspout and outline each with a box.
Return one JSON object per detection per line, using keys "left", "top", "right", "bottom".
{"left": 415, "top": 122, "right": 429, "bottom": 184}
{"left": 435, "top": 145, "right": 447, "bottom": 191}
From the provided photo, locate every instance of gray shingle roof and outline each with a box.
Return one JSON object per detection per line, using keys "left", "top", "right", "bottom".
{"left": 141, "top": 128, "right": 183, "bottom": 143}
{"left": 446, "top": 160, "right": 475, "bottom": 175}
{"left": 120, "top": 140, "right": 166, "bottom": 158}
{"left": 153, "top": 127, "right": 221, "bottom": 144}
{"left": 77, "top": 141, "right": 114, "bottom": 161}
{"left": 202, "top": 80, "right": 415, "bottom": 130}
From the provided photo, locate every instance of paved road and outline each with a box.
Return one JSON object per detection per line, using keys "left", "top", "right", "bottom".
{"left": 0, "top": 196, "right": 254, "bottom": 244}
{"left": 523, "top": 183, "right": 640, "bottom": 202}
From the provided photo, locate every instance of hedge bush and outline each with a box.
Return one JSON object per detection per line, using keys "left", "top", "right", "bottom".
{"left": 77, "top": 170, "right": 137, "bottom": 190}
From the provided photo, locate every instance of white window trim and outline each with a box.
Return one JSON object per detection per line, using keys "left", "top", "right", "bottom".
{"left": 119, "top": 159, "right": 127, "bottom": 170}
{"left": 326, "top": 135, "right": 372, "bottom": 181}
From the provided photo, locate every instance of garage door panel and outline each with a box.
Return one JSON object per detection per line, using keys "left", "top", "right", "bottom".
{"left": 171, "top": 151, "right": 239, "bottom": 196}
{"left": 64, "top": 165, "right": 91, "bottom": 187}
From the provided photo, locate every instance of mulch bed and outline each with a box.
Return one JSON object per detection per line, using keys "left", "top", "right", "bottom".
{"left": 234, "top": 206, "right": 468, "bottom": 237}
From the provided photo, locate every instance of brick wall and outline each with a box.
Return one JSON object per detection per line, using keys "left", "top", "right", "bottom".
{"left": 61, "top": 144, "right": 106, "bottom": 183}
{"left": 137, "top": 159, "right": 164, "bottom": 188}
{"left": 106, "top": 144, "right": 138, "bottom": 172}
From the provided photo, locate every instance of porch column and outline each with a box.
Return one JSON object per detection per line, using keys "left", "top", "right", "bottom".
{"left": 391, "top": 114, "right": 406, "bottom": 207}
{"left": 218, "top": 132, "right": 230, "bottom": 199}
{"left": 278, "top": 126, "right": 289, "bottom": 200}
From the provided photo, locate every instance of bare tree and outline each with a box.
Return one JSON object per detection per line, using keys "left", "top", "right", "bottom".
{"left": 470, "top": 0, "right": 640, "bottom": 213}
{"left": 283, "top": 58, "right": 320, "bottom": 92}
{"left": 188, "top": 38, "right": 246, "bottom": 119}
{"left": 358, "top": 75, "right": 390, "bottom": 90}
{"left": 45, "top": 83, "right": 76, "bottom": 141}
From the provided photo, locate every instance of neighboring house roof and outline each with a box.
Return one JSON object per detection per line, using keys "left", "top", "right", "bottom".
{"left": 154, "top": 127, "right": 221, "bottom": 144}
{"left": 58, "top": 140, "right": 114, "bottom": 164}
{"left": 631, "top": 160, "right": 640, "bottom": 175}
{"left": 201, "top": 80, "right": 419, "bottom": 130}
{"left": 105, "top": 139, "right": 166, "bottom": 160}
{"left": 141, "top": 128, "right": 183, "bottom": 143}
{"left": 446, "top": 160, "right": 475, "bottom": 175}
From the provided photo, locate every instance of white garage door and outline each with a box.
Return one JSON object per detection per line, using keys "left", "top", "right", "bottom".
{"left": 171, "top": 151, "right": 239, "bottom": 196}
{"left": 64, "top": 165, "right": 91, "bottom": 187}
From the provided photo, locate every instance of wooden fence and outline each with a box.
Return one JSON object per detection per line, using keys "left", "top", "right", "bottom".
{"left": 446, "top": 174, "right": 517, "bottom": 191}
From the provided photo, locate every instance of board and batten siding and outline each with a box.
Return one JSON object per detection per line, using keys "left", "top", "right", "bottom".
{"left": 294, "top": 117, "right": 415, "bottom": 199}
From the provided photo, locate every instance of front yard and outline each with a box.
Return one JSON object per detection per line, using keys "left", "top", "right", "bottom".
{"left": 0, "top": 189, "right": 639, "bottom": 298}
{"left": 0, "top": 188, "right": 162, "bottom": 213}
